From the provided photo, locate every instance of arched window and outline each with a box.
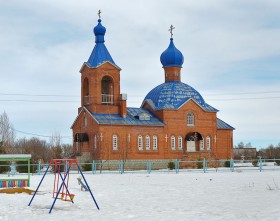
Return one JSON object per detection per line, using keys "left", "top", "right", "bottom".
{"left": 171, "top": 136, "right": 176, "bottom": 150}
{"left": 83, "top": 78, "right": 90, "bottom": 104}
{"left": 206, "top": 136, "right": 211, "bottom": 150}
{"left": 178, "top": 136, "right": 182, "bottom": 150}
{"left": 94, "top": 135, "right": 97, "bottom": 149}
{"left": 84, "top": 116, "right": 87, "bottom": 128}
{"left": 153, "top": 135, "right": 158, "bottom": 150}
{"left": 187, "top": 112, "right": 194, "bottom": 126}
{"left": 146, "top": 135, "right": 150, "bottom": 150}
{"left": 138, "top": 135, "right": 143, "bottom": 150}
{"left": 200, "top": 137, "right": 204, "bottom": 151}
{"left": 113, "top": 135, "right": 118, "bottom": 150}
{"left": 101, "top": 76, "right": 114, "bottom": 104}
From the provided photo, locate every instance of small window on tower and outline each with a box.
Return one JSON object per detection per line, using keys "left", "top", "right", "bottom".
{"left": 84, "top": 116, "right": 87, "bottom": 128}
{"left": 187, "top": 112, "right": 194, "bottom": 126}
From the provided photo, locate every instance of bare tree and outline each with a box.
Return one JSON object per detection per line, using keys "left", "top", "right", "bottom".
{"left": 0, "top": 111, "right": 16, "bottom": 153}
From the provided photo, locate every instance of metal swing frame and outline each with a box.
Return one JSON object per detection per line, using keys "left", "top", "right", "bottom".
{"left": 28, "top": 159, "right": 99, "bottom": 213}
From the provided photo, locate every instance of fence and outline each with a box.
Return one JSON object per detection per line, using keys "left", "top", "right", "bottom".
{"left": 1, "top": 158, "right": 280, "bottom": 177}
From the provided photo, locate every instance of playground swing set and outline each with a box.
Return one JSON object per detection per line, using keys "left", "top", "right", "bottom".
{"left": 28, "top": 158, "right": 100, "bottom": 213}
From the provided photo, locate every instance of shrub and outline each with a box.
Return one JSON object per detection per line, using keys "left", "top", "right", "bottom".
{"left": 168, "top": 161, "right": 175, "bottom": 170}
{"left": 82, "top": 160, "right": 92, "bottom": 171}
{"left": 275, "top": 160, "right": 280, "bottom": 166}
{"left": 197, "top": 161, "right": 203, "bottom": 169}
{"left": 224, "top": 161, "right": 230, "bottom": 167}
{"left": 252, "top": 159, "right": 258, "bottom": 167}
{"left": 0, "top": 161, "right": 9, "bottom": 173}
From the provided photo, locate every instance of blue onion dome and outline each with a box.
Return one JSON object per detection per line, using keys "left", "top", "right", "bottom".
{"left": 160, "top": 38, "right": 184, "bottom": 67}
{"left": 142, "top": 81, "right": 206, "bottom": 110}
{"left": 93, "top": 19, "right": 106, "bottom": 43}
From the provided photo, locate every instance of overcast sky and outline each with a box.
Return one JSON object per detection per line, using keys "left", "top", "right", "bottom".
{"left": 0, "top": 0, "right": 279, "bottom": 148}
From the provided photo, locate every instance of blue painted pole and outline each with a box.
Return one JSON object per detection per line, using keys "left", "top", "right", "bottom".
{"left": 92, "top": 160, "right": 95, "bottom": 174}
{"left": 203, "top": 158, "right": 207, "bottom": 173}
{"left": 230, "top": 158, "right": 234, "bottom": 172}
{"left": 49, "top": 165, "right": 72, "bottom": 213}
{"left": 119, "top": 160, "right": 124, "bottom": 174}
{"left": 259, "top": 157, "right": 262, "bottom": 172}
{"left": 77, "top": 165, "right": 100, "bottom": 210}
{"left": 28, "top": 164, "right": 50, "bottom": 206}
{"left": 147, "top": 160, "right": 151, "bottom": 174}
{"left": 175, "top": 159, "right": 179, "bottom": 174}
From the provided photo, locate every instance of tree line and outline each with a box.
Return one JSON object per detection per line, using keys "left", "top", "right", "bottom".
{"left": 235, "top": 141, "right": 280, "bottom": 159}
{"left": 0, "top": 112, "right": 72, "bottom": 164}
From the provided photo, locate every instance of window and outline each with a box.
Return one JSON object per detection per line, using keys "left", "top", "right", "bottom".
{"left": 187, "top": 112, "right": 194, "bottom": 126}
{"left": 113, "top": 135, "right": 118, "bottom": 150}
{"left": 200, "top": 138, "right": 204, "bottom": 151}
{"left": 84, "top": 116, "right": 87, "bottom": 128}
{"left": 146, "top": 135, "right": 150, "bottom": 150}
{"left": 138, "top": 135, "right": 143, "bottom": 150}
{"left": 206, "top": 136, "right": 211, "bottom": 150}
{"left": 94, "top": 135, "right": 97, "bottom": 149}
{"left": 178, "top": 136, "right": 182, "bottom": 150}
{"left": 171, "top": 136, "right": 176, "bottom": 150}
{"left": 83, "top": 78, "right": 90, "bottom": 104}
{"left": 153, "top": 136, "right": 158, "bottom": 150}
{"left": 101, "top": 76, "right": 114, "bottom": 104}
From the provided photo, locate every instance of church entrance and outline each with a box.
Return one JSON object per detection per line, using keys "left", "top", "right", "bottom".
{"left": 185, "top": 132, "right": 202, "bottom": 152}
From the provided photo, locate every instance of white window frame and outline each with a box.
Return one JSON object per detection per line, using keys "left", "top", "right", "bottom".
{"left": 200, "top": 138, "right": 204, "bottom": 151}
{"left": 171, "top": 136, "right": 176, "bottom": 150}
{"left": 178, "top": 136, "right": 182, "bottom": 150}
{"left": 113, "top": 135, "right": 118, "bottom": 151}
{"left": 94, "top": 135, "right": 97, "bottom": 149}
{"left": 138, "top": 135, "right": 143, "bottom": 150}
{"left": 84, "top": 116, "right": 87, "bottom": 128}
{"left": 153, "top": 135, "right": 158, "bottom": 150}
{"left": 146, "top": 135, "right": 150, "bottom": 150}
{"left": 187, "top": 112, "right": 194, "bottom": 126}
{"left": 206, "top": 136, "right": 211, "bottom": 150}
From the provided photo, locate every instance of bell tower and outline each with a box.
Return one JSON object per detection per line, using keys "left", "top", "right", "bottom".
{"left": 79, "top": 11, "right": 124, "bottom": 115}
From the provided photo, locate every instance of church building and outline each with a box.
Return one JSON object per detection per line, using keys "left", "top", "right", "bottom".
{"left": 71, "top": 15, "right": 234, "bottom": 163}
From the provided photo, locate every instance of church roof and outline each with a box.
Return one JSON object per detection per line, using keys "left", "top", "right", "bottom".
{"left": 85, "top": 18, "right": 119, "bottom": 69}
{"left": 217, "top": 118, "right": 235, "bottom": 130}
{"left": 91, "top": 107, "right": 165, "bottom": 126}
{"left": 142, "top": 81, "right": 218, "bottom": 112}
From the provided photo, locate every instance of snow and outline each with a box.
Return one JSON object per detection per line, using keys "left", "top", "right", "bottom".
{"left": 1, "top": 171, "right": 280, "bottom": 221}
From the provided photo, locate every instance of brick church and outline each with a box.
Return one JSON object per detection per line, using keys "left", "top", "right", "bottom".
{"left": 71, "top": 15, "right": 234, "bottom": 162}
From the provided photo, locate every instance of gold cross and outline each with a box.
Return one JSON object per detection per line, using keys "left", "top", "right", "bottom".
{"left": 168, "top": 25, "right": 175, "bottom": 38}
{"left": 98, "top": 10, "right": 101, "bottom": 19}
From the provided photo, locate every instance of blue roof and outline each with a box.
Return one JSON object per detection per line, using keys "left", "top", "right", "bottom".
{"left": 160, "top": 38, "right": 184, "bottom": 67}
{"left": 217, "top": 118, "right": 235, "bottom": 130}
{"left": 91, "top": 107, "right": 165, "bottom": 126}
{"left": 142, "top": 81, "right": 218, "bottom": 112}
{"left": 86, "top": 19, "right": 118, "bottom": 68}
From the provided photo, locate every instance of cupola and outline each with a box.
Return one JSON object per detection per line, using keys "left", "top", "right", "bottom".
{"left": 160, "top": 25, "right": 184, "bottom": 82}
{"left": 94, "top": 19, "right": 106, "bottom": 43}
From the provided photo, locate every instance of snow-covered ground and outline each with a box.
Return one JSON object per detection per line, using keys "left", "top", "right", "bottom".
{"left": 1, "top": 171, "right": 280, "bottom": 221}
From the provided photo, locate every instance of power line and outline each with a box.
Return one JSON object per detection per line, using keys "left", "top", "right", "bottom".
{"left": 0, "top": 93, "right": 79, "bottom": 97}
{"left": 0, "top": 99, "right": 79, "bottom": 103}
{"left": 11, "top": 127, "right": 72, "bottom": 139}
{"left": 1, "top": 90, "right": 280, "bottom": 98}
